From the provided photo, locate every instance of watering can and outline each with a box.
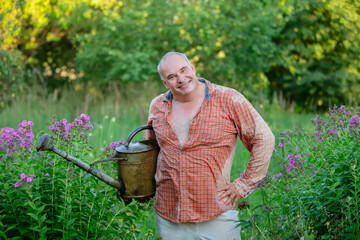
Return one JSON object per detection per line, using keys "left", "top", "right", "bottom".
{"left": 36, "top": 125, "right": 159, "bottom": 203}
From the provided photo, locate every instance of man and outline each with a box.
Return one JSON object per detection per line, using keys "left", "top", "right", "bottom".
{"left": 146, "top": 52, "right": 275, "bottom": 239}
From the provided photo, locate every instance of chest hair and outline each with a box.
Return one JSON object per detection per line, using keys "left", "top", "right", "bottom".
{"left": 169, "top": 99, "right": 203, "bottom": 147}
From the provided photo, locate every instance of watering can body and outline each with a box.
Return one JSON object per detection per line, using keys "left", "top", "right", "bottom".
{"left": 115, "top": 138, "right": 158, "bottom": 202}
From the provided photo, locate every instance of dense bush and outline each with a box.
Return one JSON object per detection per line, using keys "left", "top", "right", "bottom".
{"left": 241, "top": 105, "right": 360, "bottom": 239}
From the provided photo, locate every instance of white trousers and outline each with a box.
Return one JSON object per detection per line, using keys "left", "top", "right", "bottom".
{"left": 155, "top": 210, "right": 241, "bottom": 240}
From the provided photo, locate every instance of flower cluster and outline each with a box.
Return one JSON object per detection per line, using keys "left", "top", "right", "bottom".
{"left": 14, "top": 173, "right": 36, "bottom": 188}
{"left": 102, "top": 140, "right": 125, "bottom": 157}
{"left": 0, "top": 120, "right": 34, "bottom": 160}
{"left": 313, "top": 105, "right": 359, "bottom": 142}
{"left": 261, "top": 105, "right": 359, "bottom": 191}
{"left": 47, "top": 114, "right": 94, "bottom": 145}
{"left": 348, "top": 115, "right": 359, "bottom": 135}
{"left": 286, "top": 153, "right": 306, "bottom": 172}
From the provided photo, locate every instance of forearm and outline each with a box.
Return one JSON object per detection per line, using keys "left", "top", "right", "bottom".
{"left": 233, "top": 127, "right": 275, "bottom": 198}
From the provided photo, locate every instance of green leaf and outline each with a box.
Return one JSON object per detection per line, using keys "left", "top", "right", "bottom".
{"left": 25, "top": 201, "right": 37, "bottom": 210}
{"left": 27, "top": 213, "right": 38, "bottom": 221}
{"left": 67, "top": 218, "right": 76, "bottom": 227}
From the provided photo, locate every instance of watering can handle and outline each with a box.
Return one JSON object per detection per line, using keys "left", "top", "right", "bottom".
{"left": 124, "top": 125, "right": 154, "bottom": 148}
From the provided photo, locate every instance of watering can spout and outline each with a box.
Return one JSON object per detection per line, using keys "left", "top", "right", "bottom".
{"left": 36, "top": 134, "right": 126, "bottom": 196}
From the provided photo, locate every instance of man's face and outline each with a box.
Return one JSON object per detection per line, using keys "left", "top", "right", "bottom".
{"left": 159, "top": 55, "right": 198, "bottom": 98}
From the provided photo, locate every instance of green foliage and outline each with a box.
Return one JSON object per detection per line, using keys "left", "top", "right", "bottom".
{"left": 243, "top": 105, "right": 360, "bottom": 239}
{"left": 1, "top": 0, "right": 359, "bottom": 111}
{"left": 267, "top": 0, "right": 360, "bottom": 111}
{"left": 0, "top": 50, "right": 27, "bottom": 111}
{"left": 0, "top": 116, "right": 156, "bottom": 239}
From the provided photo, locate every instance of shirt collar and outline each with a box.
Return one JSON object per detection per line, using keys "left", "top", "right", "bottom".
{"left": 164, "top": 78, "right": 210, "bottom": 101}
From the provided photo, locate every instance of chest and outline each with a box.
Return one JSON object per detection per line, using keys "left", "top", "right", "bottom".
{"left": 168, "top": 100, "right": 203, "bottom": 146}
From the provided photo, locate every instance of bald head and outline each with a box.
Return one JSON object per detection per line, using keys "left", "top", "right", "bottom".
{"left": 157, "top": 52, "right": 191, "bottom": 80}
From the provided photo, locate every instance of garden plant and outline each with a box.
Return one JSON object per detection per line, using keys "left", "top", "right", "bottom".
{"left": 240, "top": 105, "right": 360, "bottom": 239}
{"left": 0, "top": 114, "right": 155, "bottom": 239}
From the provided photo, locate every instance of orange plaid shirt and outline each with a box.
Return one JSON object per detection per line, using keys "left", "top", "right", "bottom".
{"left": 146, "top": 79, "right": 275, "bottom": 223}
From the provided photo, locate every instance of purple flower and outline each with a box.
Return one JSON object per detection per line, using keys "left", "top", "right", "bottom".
{"left": 278, "top": 143, "right": 283, "bottom": 147}
{"left": 26, "top": 177, "right": 33, "bottom": 183}
{"left": 276, "top": 173, "right": 282, "bottom": 178}
{"left": 20, "top": 173, "right": 26, "bottom": 179}
{"left": 316, "top": 131, "right": 323, "bottom": 142}
{"left": 110, "top": 142, "right": 118, "bottom": 148}
{"left": 286, "top": 154, "right": 294, "bottom": 159}
{"left": 347, "top": 111, "right": 352, "bottom": 115}
{"left": 49, "top": 126, "right": 55, "bottom": 130}
{"left": 288, "top": 160, "right": 295, "bottom": 165}
{"left": 348, "top": 115, "right": 359, "bottom": 130}
{"left": 273, "top": 175, "right": 276, "bottom": 180}
{"left": 15, "top": 182, "right": 20, "bottom": 188}
{"left": 20, "top": 120, "right": 27, "bottom": 127}
{"left": 295, "top": 155, "right": 300, "bottom": 159}
{"left": 330, "top": 127, "right": 338, "bottom": 134}
{"left": 48, "top": 161, "right": 53, "bottom": 165}
{"left": 287, "top": 166, "right": 292, "bottom": 171}
{"left": 45, "top": 173, "right": 50, "bottom": 176}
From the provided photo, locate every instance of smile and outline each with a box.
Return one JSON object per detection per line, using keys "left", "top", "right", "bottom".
{"left": 177, "top": 79, "right": 192, "bottom": 89}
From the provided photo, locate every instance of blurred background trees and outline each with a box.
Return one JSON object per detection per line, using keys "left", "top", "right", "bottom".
{"left": 1, "top": 0, "right": 359, "bottom": 113}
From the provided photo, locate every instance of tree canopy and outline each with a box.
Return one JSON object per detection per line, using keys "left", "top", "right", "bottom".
{"left": 1, "top": 0, "right": 359, "bottom": 111}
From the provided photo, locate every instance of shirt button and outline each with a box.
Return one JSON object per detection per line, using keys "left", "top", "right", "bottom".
{"left": 181, "top": 170, "right": 184, "bottom": 172}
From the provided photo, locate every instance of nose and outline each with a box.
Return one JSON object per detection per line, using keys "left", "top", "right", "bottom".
{"left": 177, "top": 72, "right": 186, "bottom": 83}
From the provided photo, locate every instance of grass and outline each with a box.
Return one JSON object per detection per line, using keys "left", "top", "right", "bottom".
{"left": 0, "top": 84, "right": 318, "bottom": 239}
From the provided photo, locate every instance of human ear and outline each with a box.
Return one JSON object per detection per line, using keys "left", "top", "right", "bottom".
{"left": 190, "top": 62, "right": 196, "bottom": 75}
{"left": 162, "top": 79, "right": 169, "bottom": 89}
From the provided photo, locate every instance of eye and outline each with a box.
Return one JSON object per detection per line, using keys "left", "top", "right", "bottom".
{"left": 180, "top": 67, "right": 188, "bottom": 73}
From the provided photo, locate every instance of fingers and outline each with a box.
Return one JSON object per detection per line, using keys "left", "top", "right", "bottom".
{"left": 217, "top": 185, "right": 230, "bottom": 200}
{"left": 218, "top": 184, "right": 242, "bottom": 209}
{"left": 232, "top": 195, "right": 241, "bottom": 209}
{"left": 217, "top": 185, "right": 230, "bottom": 192}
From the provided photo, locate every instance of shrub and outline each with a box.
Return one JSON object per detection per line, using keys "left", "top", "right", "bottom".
{"left": 241, "top": 105, "right": 360, "bottom": 239}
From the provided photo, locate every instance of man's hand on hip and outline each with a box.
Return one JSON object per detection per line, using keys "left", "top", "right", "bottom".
{"left": 217, "top": 183, "right": 242, "bottom": 209}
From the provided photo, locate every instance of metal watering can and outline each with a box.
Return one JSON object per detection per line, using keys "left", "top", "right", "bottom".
{"left": 36, "top": 125, "right": 159, "bottom": 203}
